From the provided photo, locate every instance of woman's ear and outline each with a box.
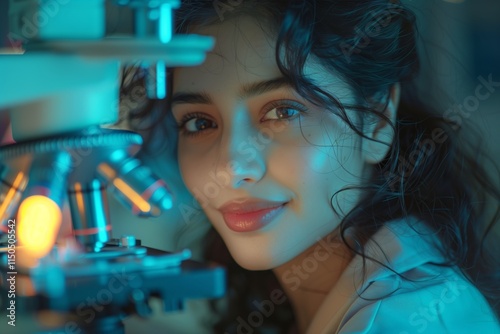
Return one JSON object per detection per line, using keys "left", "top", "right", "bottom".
{"left": 362, "top": 83, "right": 400, "bottom": 165}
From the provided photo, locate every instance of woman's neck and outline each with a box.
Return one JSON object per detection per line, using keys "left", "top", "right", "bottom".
{"left": 273, "top": 232, "right": 353, "bottom": 333}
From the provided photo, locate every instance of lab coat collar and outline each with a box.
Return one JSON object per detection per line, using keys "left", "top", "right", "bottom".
{"left": 306, "top": 216, "right": 447, "bottom": 334}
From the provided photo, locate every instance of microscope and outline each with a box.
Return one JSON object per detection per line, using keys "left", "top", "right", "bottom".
{"left": 0, "top": 1, "right": 225, "bottom": 333}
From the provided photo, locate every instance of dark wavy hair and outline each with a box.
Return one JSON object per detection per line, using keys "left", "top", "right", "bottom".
{"left": 123, "top": 0, "right": 500, "bottom": 332}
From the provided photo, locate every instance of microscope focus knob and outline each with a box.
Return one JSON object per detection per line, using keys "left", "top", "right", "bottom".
{"left": 130, "top": 289, "right": 152, "bottom": 318}
{"left": 120, "top": 235, "right": 136, "bottom": 248}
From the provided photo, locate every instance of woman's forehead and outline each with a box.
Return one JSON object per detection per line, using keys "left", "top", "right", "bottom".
{"left": 191, "top": 16, "right": 275, "bottom": 58}
{"left": 174, "top": 15, "right": 353, "bottom": 103}
{"left": 173, "top": 18, "right": 280, "bottom": 90}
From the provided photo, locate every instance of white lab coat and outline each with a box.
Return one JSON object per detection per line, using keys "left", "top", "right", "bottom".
{"left": 307, "top": 217, "right": 500, "bottom": 334}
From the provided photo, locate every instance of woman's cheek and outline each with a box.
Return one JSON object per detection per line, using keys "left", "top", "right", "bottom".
{"left": 178, "top": 155, "right": 198, "bottom": 192}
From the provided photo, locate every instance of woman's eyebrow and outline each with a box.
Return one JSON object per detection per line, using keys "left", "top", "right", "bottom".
{"left": 170, "top": 77, "right": 293, "bottom": 107}
{"left": 170, "top": 91, "right": 213, "bottom": 107}
{"left": 238, "top": 76, "right": 293, "bottom": 99}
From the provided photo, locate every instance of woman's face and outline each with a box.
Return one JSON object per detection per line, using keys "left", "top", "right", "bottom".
{"left": 172, "top": 16, "right": 372, "bottom": 270}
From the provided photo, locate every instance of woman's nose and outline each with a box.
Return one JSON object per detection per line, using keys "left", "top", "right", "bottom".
{"left": 215, "top": 110, "right": 267, "bottom": 189}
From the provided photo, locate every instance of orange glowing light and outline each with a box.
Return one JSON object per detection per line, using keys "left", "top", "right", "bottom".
{"left": 98, "top": 163, "right": 116, "bottom": 179}
{"left": 113, "top": 178, "right": 151, "bottom": 213}
{"left": 17, "top": 195, "right": 62, "bottom": 259}
{"left": 0, "top": 172, "right": 25, "bottom": 219}
{"left": 73, "top": 182, "right": 85, "bottom": 214}
{"left": 99, "top": 162, "right": 152, "bottom": 214}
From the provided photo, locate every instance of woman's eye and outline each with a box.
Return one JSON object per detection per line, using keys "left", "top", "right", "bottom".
{"left": 176, "top": 112, "right": 217, "bottom": 137}
{"left": 262, "top": 104, "right": 305, "bottom": 121}
{"left": 185, "top": 118, "right": 215, "bottom": 132}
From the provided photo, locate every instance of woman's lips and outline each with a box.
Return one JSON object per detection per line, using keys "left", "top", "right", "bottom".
{"left": 221, "top": 203, "right": 287, "bottom": 232}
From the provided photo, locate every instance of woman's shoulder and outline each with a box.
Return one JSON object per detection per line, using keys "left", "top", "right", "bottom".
{"left": 338, "top": 270, "right": 500, "bottom": 333}
{"left": 336, "top": 216, "right": 500, "bottom": 333}
{"left": 311, "top": 216, "right": 500, "bottom": 333}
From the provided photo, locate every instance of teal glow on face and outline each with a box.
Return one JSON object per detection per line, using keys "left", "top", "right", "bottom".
{"left": 172, "top": 16, "right": 368, "bottom": 270}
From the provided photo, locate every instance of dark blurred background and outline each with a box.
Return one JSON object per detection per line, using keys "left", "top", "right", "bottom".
{"left": 0, "top": 2, "right": 6, "bottom": 40}
{"left": 409, "top": 0, "right": 500, "bottom": 157}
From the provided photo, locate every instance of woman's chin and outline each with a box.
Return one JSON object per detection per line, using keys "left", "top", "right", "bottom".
{"left": 227, "top": 246, "right": 278, "bottom": 271}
